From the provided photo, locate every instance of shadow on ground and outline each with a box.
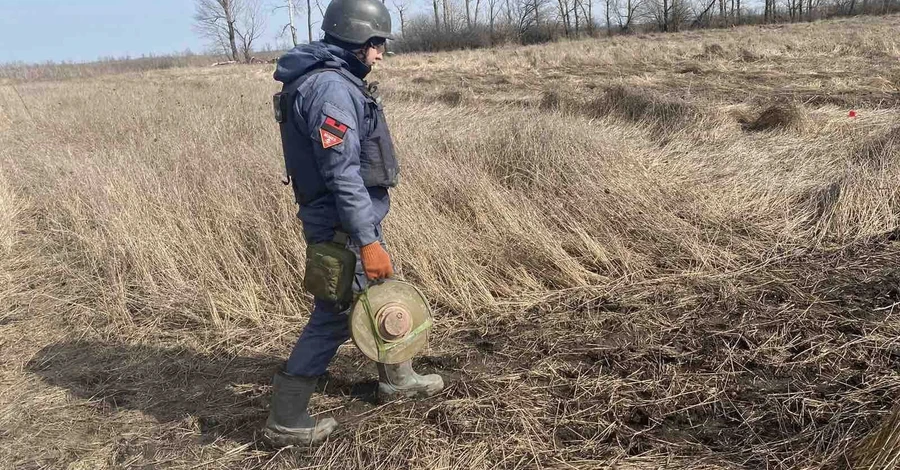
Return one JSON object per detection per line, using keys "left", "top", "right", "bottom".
{"left": 25, "top": 339, "right": 380, "bottom": 445}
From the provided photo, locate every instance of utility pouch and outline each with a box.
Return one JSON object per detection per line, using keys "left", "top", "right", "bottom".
{"left": 273, "top": 92, "right": 288, "bottom": 123}
{"left": 303, "top": 233, "right": 356, "bottom": 305}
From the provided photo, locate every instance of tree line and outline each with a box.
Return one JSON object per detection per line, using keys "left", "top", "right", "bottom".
{"left": 192, "top": 0, "right": 900, "bottom": 59}
{"left": 391, "top": 0, "right": 900, "bottom": 51}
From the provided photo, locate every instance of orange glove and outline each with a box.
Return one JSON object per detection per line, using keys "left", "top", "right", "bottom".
{"left": 360, "top": 242, "right": 393, "bottom": 280}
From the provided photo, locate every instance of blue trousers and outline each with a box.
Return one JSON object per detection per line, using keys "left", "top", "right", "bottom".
{"left": 285, "top": 236, "right": 385, "bottom": 377}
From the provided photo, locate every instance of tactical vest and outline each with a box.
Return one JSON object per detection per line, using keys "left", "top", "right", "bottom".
{"left": 273, "top": 66, "right": 400, "bottom": 205}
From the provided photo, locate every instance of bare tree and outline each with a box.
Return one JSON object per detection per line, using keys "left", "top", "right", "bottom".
{"left": 692, "top": 0, "right": 719, "bottom": 26}
{"left": 443, "top": 0, "right": 451, "bottom": 30}
{"left": 312, "top": 0, "right": 325, "bottom": 41}
{"left": 576, "top": 0, "right": 594, "bottom": 36}
{"left": 392, "top": 0, "right": 413, "bottom": 35}
{"left": 763, "top": 0, "right": 777, "bottom": 21}
{"left": 557, "top": 0, "right": 571, "bottom": 35}
{"left": 433, "top": 0, "right": 442, "bottom": 30}
{"left": 236, "top": 0, "right": 266, "bottom": 61}
{"left": 487, "top": 0, "right": 502, "bottom": 37}
{"left": 573, "top": 0, "right": 580, "bottom": 35}
{"left": 647, "top": 0, "right": 667, "bottom": 30}
{"left": 289, "top": 0, "right": 300, "bottom": 45}
{"left": 273, "top": 0, "right": 302, "bottom": 47}
{"left": 507, "top": 0, "right": 538, "bottom": 37}
{"left": 194, "top": 0, "right": 266, "bottom": 62}
{"left": 194, "top": 0, "right": 241, "bottom": 61}
{"left": 605, "top": 0, "right": 614, "bottom": 34}
{"left": 617, "top": 0, "right": 642, "bottom": 32}
{"left": 314, "top": 0, "right": 327, "bottom": 17}
{"left": 473, "top": 0, "right": 484, "bottom": 27}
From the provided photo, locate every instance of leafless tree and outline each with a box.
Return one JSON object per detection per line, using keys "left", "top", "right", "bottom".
{"left": 443, "top": 0, "right": 451, "bottom": 30}
{"left": 194, "top": 0, "right": 241, "bottom": 61}
{"left": 646, "top": 0, "right": 679, "bottom": 30}
{"left": 616, "top": 0, "right": 643, "bottom": 32}
{"left": 473, "top": 0, "right": 484, "bottom": 27}
{"left": 433, "top": 0, "right": 442, "bottom": 30}
{"left": 556, "top": 0, "right": 570, "bottom": 35}
{"left": 236, "top": 0, "right": 266, "bottom": 61}
{"left": 273, "top": 0, "right": 303, "bottom": 47}
{"left": 487, "top": 0, "right": 502, "bottom": 36}
{"left": 573, "top": 0, "right": 581, "bottom": 35}
{"left": 194, "top": 0, "right": 266, "bottom": 62}
{"left": 763, "top": 0, "right": 777, "bottom": 21}
{"left": 314, "top": 0, "right": 329, "bottom": 40}
{"left": 392, "top": 0, "right": 413, "bottom": 35}
{"left": 576, "top": 0, "right": 594, "bottom": 36}
{"left": 605, "top": 0, "right": 614, "bottom": 34}
{"left": 506, "top": 0, "right": 538, "bottom": 36}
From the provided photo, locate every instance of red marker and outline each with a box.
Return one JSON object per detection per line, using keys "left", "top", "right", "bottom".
{"left": 848, "top": 110, "right": 857, "bottom": 118}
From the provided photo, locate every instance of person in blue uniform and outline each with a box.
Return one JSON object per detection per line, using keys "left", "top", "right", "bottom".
{"left": 264, "top": 0, "right": 444, "bottom": 447}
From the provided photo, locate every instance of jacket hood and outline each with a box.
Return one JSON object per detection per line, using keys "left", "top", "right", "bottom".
{"left": 273, "top": 41, "right": 371, "bottom": 84}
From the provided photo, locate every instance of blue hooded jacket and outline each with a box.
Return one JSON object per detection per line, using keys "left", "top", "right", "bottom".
{"left": 274, "top": 41, "right": 394, "bottom": 247}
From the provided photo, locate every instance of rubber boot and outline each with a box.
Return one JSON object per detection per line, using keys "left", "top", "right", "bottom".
{"left": 377, "top": 360, "right": 445, "bottom": 400}
{"left": 263, "top": 371, "right": 338, "bottom": 447}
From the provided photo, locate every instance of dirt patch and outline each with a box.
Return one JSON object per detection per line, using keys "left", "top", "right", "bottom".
{"left": 742, "top": 102, "right": 806, "bottom": 132}
{"left": 437, "top": 89, "right": 464, "bottom": 107}
{"left": 739, "top": 48, "right": 762, "bottom": 62}
{"left": 588, "top": 85, "right": 701, "bottom": 130}
{"left": 677, "top": 63, "right": 704, "bottom": 74}
{"left": 539, "top": 90, "right": 562, "bottom": 111}
{"left": 697, "top": 43, "right": 728, "bottom": 60}
{"left": 855, "top": 126, "right": 900, "bottom": 168}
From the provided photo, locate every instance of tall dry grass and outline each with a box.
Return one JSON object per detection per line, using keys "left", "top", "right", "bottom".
{"left": 0, "top": 13, "right": 899, "bottom": 470}
{"left": 0, "top": 54, "right": 256, "bottom": 84}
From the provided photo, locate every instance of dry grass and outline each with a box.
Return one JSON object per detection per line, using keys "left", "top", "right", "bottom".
{"left": 743, "top": 102, "right": 807, "bottom": 132}
{"left": 1, "top": 14, "right": 899, "bottom": 470}
{"left": 854, "top": 405, "right": 900, "bottom": 469}
{"left": 0, "top": 52, "right": 283, "bottom": 84}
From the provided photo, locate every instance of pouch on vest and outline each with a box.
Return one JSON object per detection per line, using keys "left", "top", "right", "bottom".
{"left": 273, "top": 92, "right": 288, "bottom": 123}
{"left": 303, "top": 233, "right": 356, "bottom": 305}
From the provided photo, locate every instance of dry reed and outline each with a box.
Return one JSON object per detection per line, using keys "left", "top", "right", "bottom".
{"left": 0, "top": 13, "right": 899, "bottom": 470}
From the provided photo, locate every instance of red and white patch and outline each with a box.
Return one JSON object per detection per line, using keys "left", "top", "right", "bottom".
{"left": 320, "top": 128, "right": 344, "bottom": 149}
{"left": 319, "top": 115, "right": 348, "bottom": 149}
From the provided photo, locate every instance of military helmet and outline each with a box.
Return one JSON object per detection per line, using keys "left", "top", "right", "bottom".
{"left": 321, "top": 0, "right": 395, "bottom": 45}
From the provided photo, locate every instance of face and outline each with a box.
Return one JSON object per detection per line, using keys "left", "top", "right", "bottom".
{"left": 358, "top": 39, "right": 386, "bottom": 67}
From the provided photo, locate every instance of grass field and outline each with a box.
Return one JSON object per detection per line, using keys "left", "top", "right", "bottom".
{"left": 1, "top": 14, "right": 899, "bottom": 469}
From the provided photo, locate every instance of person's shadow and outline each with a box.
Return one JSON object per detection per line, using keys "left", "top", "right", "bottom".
{"left": 25, "top": 339, "right": 379, "bottom": 445}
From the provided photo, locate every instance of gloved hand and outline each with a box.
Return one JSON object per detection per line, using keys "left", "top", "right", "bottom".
{"left": 360, "top": 242, "right": 393, "bottom": 280}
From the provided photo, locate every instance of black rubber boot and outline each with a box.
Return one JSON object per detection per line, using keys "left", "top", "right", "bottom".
{"left": 263, "top": 371, "right": 338, "bottom": 447}
{"left": 377, "top": 360, "right": 445, "bottom": 400}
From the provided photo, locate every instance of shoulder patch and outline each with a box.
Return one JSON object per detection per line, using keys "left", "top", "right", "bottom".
{"left": 319, "top": 116, "right": 348, "bottom": 149}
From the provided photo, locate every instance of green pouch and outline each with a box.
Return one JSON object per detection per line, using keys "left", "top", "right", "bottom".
{"left": 303, "top": 239, "right": 357, "bottom": 305}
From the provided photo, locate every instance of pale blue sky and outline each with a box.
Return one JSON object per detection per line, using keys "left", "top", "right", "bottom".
{"left": 0, "top": 1, "right": 766, "bottom": 64}
{"left": 0, "top": 0, "right": 344, "bottom": 64}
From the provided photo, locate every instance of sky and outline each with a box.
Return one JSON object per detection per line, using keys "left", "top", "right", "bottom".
{"left": 0, "top": 0, "right": 768, "bottom": 64}
{"left": 0, "top": 0, "right": 364, "bottom": 64}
